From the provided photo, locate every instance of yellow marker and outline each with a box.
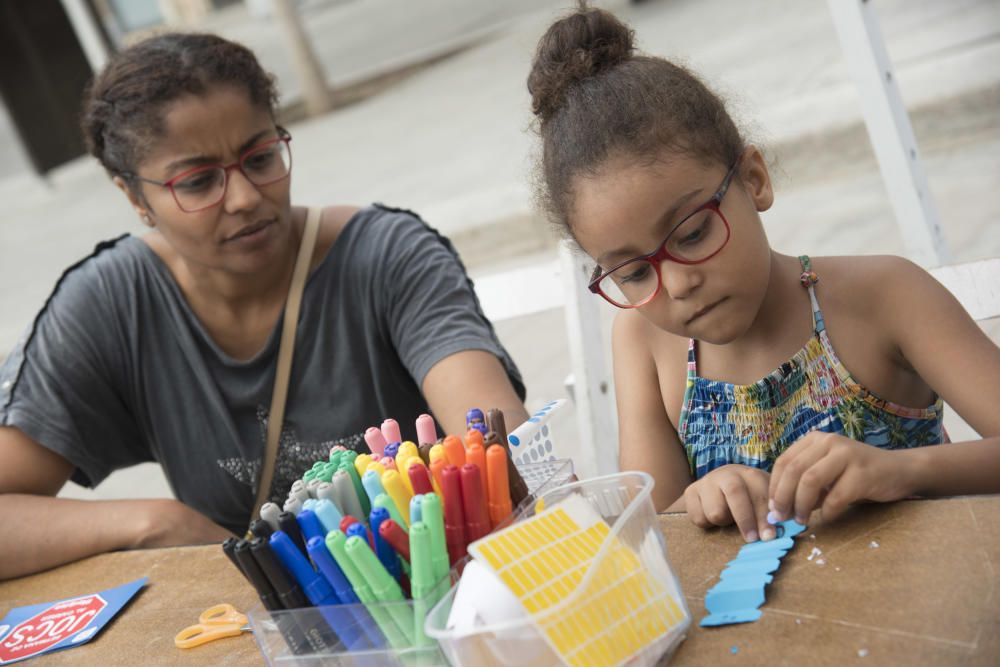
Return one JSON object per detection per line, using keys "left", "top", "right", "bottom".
{"left": 381, "top": 470, "right": 412, "bottom": 527}
{"left": 365, "top": 460, "right": 386, "bottom": 476}
{"left": 354, "top": 453, "right": 373, "bottom": 479}
{"left": 394, "top": 454, "right": 417, "bottom": 495}
{"left": 398, "top": 440, "right": 420, "bottom": 463}
{"left": 429, "top": 444, "right": 447, "bottom": 464}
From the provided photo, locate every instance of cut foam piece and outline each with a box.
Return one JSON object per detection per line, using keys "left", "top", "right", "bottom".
{"left": 700, "top": 519, "right": 806, "bottom": 628}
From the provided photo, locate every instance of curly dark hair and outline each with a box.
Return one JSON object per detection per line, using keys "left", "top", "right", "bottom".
{"left": 527, "top": 3, "right": 745, "bottom": 234}
{"left": 80, "top": 32, "right": 279, "bottom": 185}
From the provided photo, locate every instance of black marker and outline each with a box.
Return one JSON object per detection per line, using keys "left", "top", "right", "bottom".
{"left": 250, "top": 518, "right": 274, "bottom": 540}
{"left": 278, "top": 511, "right": 308, "bottom": 554}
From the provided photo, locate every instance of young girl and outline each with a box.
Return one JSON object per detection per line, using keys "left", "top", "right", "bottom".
{"left": 527, "top": 5, "right": 1000, "bottom": 542}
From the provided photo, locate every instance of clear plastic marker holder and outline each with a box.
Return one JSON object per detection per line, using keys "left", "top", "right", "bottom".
{"left": 247, "top": 458, "right": 576, "bottom": 666}
{"left": 425, "top": 471, "right": 692, "bottom": 667}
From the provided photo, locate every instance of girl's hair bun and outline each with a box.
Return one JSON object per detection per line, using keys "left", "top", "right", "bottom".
{"left": 528, "top": 4, "right": 635, "bottom": 124}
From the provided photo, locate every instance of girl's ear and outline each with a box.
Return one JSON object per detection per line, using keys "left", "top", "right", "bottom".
{"left": 740, "top": 145, "right": 774, "bottom": 213}
{"left": 113, "top": 176, "right": 155, "bottom": 227}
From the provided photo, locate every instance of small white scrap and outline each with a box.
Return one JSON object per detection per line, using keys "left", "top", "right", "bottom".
{"left": 807, "top": 547, "right": 822, "bottom": 561}
{"left": 809, "top": 533, "right": 816, "bottom": 540}
{"left": 858, "top": 648, "right": 869, "bottom": 657}
{"left": 815, "top": 558, "right": 827, "bottom": 566}
{"left": 869, "top": 540, "right": 880, "bottom": 549}
{"left": 795, "top": 618, "right": 802, "bottom": 625}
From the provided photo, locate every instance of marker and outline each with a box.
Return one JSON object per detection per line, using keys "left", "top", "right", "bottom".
{"left": 398, "top": 441, "right": 420, "bottom": 463}
{"left": 419, "top": 493, "right": 450, "bottom": 585}
{"left": 260, "top": 502, "right": 282, "bottom": 532}
{"left": 324, "top": 531, "right": 390, "bottom": 650}
{"left": 296, "top": 509, "right": 327, "bottom": 545}
{"left": 283, "top": 496, "right": 304, "bottom": 516}
{"left": 465, "top": 428, "right": 485, "bottom": 449}
{"left": 439, "top": 466, "right": 468, "bottom": 566}
{"left": 486, "top": 409, "right": 529, "bottom": 506}
{"left": 408, "top": 522, "right": 436, "bottom": 600}
{"left": 466, "top": 440, "right": 487, "bottom": 479}
{"left": 340, "top": 515, "right": 360, "bottom": 535}
{"left": 407, "top": 460, "right": 434, "bottom": 496}
{"left": 381, "top": 470, "right": 412, "bottom": 526}
{"left": 339, "top": 459, "right": 370, "bottom": 517}
{"left": 381, "top": 419, "right": 402, "bottom": 446}
{"left": 461, "top": 463, "right": 491, "bottom": 544}
{"left": 278, "top": 511, "right": 308, "bottom": 554}
{"left": 249, "top": 518, "right": 273, "bottom": 541}
{"left": 379, "top": 456, "right": 397, "bottom": 471}
{"left": 486, "top": 444, "right": 514, "bottom": 528}
{"left": 415, "top": 413, "right": 438, "bottom": 446}
{"left": 270, "top": 531, "right": 340, "bottom": 606}
{"left": 385, "top": 442, "right": 402, "bottom": 458}
{"left": 333, "top": 470, "right": 365, "bottom": 522}
{"left": 314, "top": 482, "right": 338, "bottom": 506}
{"left": 369, "top": 507, "right": 402, "bottom": 581}
{"left": 306, "top": 478, "right": 324, "bottom": 497}
{"left": 373, "top": 493, "right": 407, "bottom": 534}
{"left": 442, "top": 435, "right": 466, "bottom": 468}
{"left": 365, "top": 460, "right": 387, "bottom": 476}
{"left": 363, "top": 468, "right": 388, "bottom": 507}
{"left": 347, "top": 522, "right": 376, "bottom": 553}
{"left": 231, "top": 540, "right": 313, "bottom": 655}
{"left": 379, "top": 518, "right": 411, "bottom": 563}
{"left": 222, "top": 537, "right": 246, "bottom": 578}
{"left": 304, "top": 537, "right": 371, "bottom": 651}
{"left": 248, "top": 537, "right": 309, "bottom": 609}
{"left": 364, "top": 426, "right": 388, "bottom": 457}
{"left": 302, "top": 498, "right": 318, "bottom": 513}
{"left": 393, "top": 455, "right": 417, "bottom": 496}
{"left": 354, "top": 453, "right": 373, "bottom": 478}
{"left": 291, "top": 484, "right": 311, "bottom": 504}
{"left": 486, "top": 409, "right": 509, "bottom": 447}
{"left": 418, "top": 442, "right": 435, "bottom": 466}
{"left": 466, "top": 408, "right": 487, "bottom": 435}
{"left": 345, "top": 536, "right": 415, "bottom": 645}
{"left": 409, "top": 495, "right": 423, "bottom": 526}
{"left": 313, "top": 498, "right": 344, "bottom": 534}
{"left": 429, "top": 456, "right": 447, "bottom": 496}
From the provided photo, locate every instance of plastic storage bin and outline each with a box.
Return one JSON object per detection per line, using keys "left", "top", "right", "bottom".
{"left": 247, "top": 458, "right": 576, "bottom": 666}
{"left": 425, "top": 471, "right": 691, "bottom": 667}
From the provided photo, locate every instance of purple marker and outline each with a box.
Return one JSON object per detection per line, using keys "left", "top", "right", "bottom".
{"left": 466, "top": 408, "right": 487, "bottom": 435}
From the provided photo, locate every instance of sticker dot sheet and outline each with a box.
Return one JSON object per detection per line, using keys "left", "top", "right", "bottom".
{"left": 468, "top": 494, "right": 687, "bottom": 667}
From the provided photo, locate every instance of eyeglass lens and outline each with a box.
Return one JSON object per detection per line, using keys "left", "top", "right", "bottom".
{"left": 170, "top": 140, "right": 291, "bottom": 211}
{"left": 598, "top": 208, "right": 728, "bottom": 307}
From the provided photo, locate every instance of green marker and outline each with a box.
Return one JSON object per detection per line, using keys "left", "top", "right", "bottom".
{"left": 346, "top": 535, "right": 415, "bottom": 646}
{"left": 339, "top": 460, "right": 370, "bottom": 517}
{"left": 420, "top": 493, "right": 449, "bottom": 585}
{"left": 330, "top": 449, "right": 344, "bottom": 465}
{"left": 303, "top": 469, "right": 317, "bottom": 483}
{"left": 320, "top": 461, "right": 337, "bottom": 483}
{"left": 326, "top": 531, "right": 407, "bottom": 648}
{"left": 409, "top": 521, "right": 435, "bottom": 647}
{"left": 373, "top": 494, "right": 406, "bottom": 533}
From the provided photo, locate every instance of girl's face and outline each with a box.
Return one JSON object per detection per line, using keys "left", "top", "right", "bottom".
{"left": 117, "top": 86, "right": 293, "bottom": 276}
{"left": 570, "top": 147, "right": 775, "bottom": 344}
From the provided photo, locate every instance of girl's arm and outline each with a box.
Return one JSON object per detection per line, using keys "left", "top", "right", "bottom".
{"left": 0, "top": 426, "right": 232, "bottom": 580}
{"left": 769, "top": 258, "right": 1000, "bottom": 522}
{"left": 613, "top": 311, "right": 693, "bottom": 511}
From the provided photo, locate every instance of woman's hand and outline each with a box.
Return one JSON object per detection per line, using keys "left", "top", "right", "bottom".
{"left": 131, "top": 499, "right": 235, "bottom": 549}
{"left": 684, "top": 464, "right": 775, "bottom": 542}
{"left": 768, "top": 432, "right": 914, "bottom": 525}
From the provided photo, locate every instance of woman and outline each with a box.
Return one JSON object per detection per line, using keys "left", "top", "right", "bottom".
{"left": 0, "top": 33, "right": 527, "bottom": 579}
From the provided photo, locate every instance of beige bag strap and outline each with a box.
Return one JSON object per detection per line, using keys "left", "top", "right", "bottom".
{"left": 249, "top": 207, "right": 322, "bottom": 527}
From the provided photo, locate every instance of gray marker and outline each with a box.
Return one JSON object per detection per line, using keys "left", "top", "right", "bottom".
{"left": 260, "top": 502, "right": 282, "bottom": 531}
{"left": 283, "top": 495, "right": 304, "bottom": 516}
{"left": 306, "top": 478, "right": 323, "bottom": 499}
{"left": 333, "top": 470, "right": 364, "bottom": 521}
{"left": 315, "top": 482, "right": 340, "bottom": 509}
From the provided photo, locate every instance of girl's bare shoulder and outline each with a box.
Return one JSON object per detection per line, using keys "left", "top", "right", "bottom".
{"left": 810, "top": 254, "right": 927, "bottom": 316}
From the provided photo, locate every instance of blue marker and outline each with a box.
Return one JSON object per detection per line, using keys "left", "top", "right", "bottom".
{"left": 306, "top": 536, "right": 357, "bottom": 604}
{"left": 384, "top": 441, "right": 401, "bottom": 459}
{"left": 313, "top": 498, "right": 344, "bottom": 534}
{"left": 296, "top": 509, "right": 327, "bottom": 544}
{"left": 269, "top": 531, "right": 339, "bottom": 607}
{"left": 409, "top": 495, "right": 423, "bottom": 526}
{"left": 362, "top": 470, "right": 387, "bottom": 507}
{"left": 369, "top": 507, "right": 402, "bottom": 581}
{"left": 346, "top": 522, "right": 373, "bottom": 551}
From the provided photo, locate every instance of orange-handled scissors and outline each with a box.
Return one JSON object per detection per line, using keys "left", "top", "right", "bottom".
{"left": 174, "top": 603, "right": 250, "bottom": 649}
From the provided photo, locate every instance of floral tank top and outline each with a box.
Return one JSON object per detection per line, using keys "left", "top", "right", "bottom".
{"left": 678, "top": 256, "right": 946, "bottom": 479}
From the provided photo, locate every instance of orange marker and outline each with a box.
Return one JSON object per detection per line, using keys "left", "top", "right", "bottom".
{"left": 429, "top": 456, "right": 447, "bottom": 497}
{"left": 465, "top": 429, "right": 485, "bottom": 450}
{"left": 486, "top": 444, "right": 513, "bottom": 528}
{"left": 442, "top": 435, "right": 466, "bottom": 468}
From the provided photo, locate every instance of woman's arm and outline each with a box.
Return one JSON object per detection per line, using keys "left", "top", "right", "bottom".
{"left": 769, "top": 258, "right": 1000, "bottom": 522}
{"left": 421, "top": 349, "right": 528, "bottom": 439}
{"left": 0, "top": 426, "right": 232, "bottom": 580}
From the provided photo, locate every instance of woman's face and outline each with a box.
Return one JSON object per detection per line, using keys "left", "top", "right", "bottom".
{"left": 119, "top": 86, "right": 293, "bottom": 276}
{"left": 569, "top": 147, "right": 775, "bottom": 344}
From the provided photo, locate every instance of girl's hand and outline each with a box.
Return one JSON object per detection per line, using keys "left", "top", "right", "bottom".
{"left": 768, "top": 432, "right": 914, "bottom": 524}
{"left": 684, "top": 464, "right": 775, "bottom": 542}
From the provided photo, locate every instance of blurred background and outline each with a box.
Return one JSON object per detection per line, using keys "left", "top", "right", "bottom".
{"left": 0, "top": 0, "right": 997, "bottom": 500}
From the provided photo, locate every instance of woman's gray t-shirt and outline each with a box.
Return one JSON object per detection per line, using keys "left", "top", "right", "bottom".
{"left": 0, "top": 204, "right": 524, "bottom": 534}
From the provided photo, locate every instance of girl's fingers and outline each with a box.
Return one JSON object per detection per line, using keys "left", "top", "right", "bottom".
{"left": 685, "top": 484, "right": 709, "bottom": 528}
{"left": 792, "top": 454, "right": 847, "bottom": 523}
{"left": 769, "top": 435, "right": 830, "bottom": 521}
{"left": 718, "top": 475, "right": 758, "bottom": 541}
{"left": 699, "top": 481, "right": 733, "bottom": 528}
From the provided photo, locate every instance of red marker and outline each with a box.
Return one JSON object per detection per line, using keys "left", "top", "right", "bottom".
{"left": 440, "top": 464, "right": 468, "bottom": 563}
{"left": 378, "top": 518, "right": 411, "bottom": 563}
{"left": 460, "top": 463, "right": 491, "bottom": 544}
{"left": 486, "top": 444, "right": 513, "bottom": 529}
{"left": 339, "top": 515, "right": 359, "bottom": 535}
{"left": 407, "top": 460, "right": 434, "bottom": 496}
{"left": 442, "top": 434, "right": 466, "bottom": 468}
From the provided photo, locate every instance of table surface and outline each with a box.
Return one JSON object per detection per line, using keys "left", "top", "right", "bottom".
{"left": 2, "top": 496, "right": 997, "bottom": 666}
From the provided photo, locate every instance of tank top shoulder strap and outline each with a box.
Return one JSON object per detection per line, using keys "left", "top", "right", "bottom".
{"left": 798, "top": 255, "right": 825, "bottom": 334}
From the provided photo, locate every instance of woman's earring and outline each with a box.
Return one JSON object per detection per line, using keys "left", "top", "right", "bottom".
{"left": 142, "top": 214, "right": 153, "bottom": 227}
